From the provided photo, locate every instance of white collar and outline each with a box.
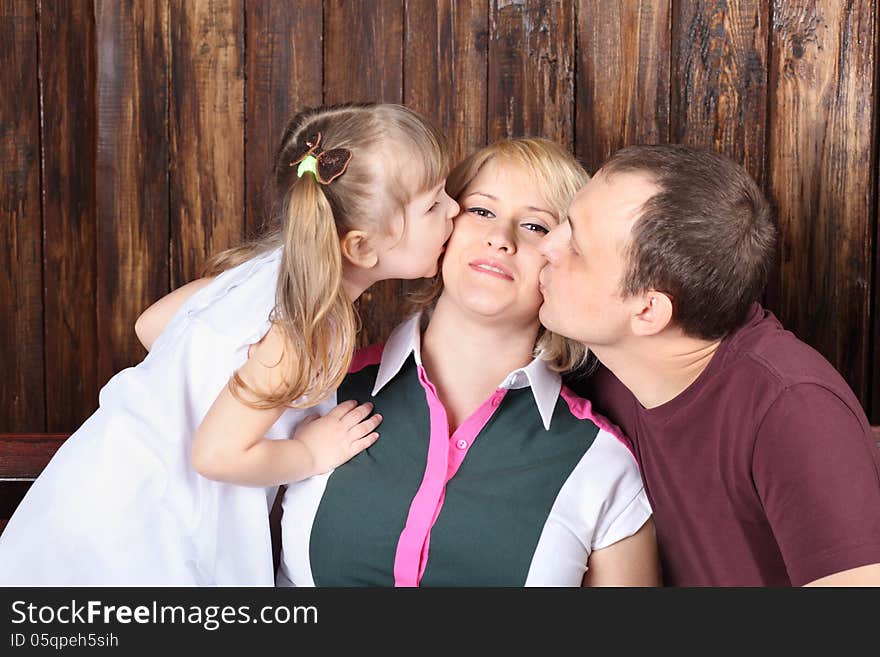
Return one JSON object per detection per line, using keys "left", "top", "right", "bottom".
{"left": 372, "top": 314, "right": 562, "bottom": 430}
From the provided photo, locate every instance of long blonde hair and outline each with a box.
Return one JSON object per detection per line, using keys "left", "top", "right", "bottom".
{"left": 410, "top": 138, "right": 591, "bottom": 373}
{"left": 204, "top": 103, "right": 449, "bottom": 408}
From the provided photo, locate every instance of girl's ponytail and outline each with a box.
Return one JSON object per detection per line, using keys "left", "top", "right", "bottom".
{"left": 230, "top": 173, "right": 356, "bottom": 409}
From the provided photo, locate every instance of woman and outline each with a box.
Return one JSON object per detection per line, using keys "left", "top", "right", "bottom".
{"left": 278, "top": 138, "right": 659, "bottom": 586}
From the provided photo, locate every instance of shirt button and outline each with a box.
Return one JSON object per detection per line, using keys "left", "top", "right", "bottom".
{"left": 491, "top": 397, "right": 501, "bottom": 407}
{"left": 456, "top": 439, "right": 468, "bottom": 450}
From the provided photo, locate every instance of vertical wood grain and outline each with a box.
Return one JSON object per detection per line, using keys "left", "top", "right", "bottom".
{"left": 404, "top": 0, "right": 488, "bottom": 163}
{"left": 0, "top": 0, "right": 44, "bottom": 431}
{"left": 576, "top": 0, "right": 671, "bottom": 174}
{"left": 325, "top": 0, "right": 405, "bottom": 345}
{"left": 39, "top": 1, "right": 99, "bottom": 431}
{"left": 95, "top": 0, "right": 170, "bottom": 384}
{"left": 3, "top": 0, "right": 880, "bottom": 429}
{"left": 872, "top": 0, "right": 880, "bottom": 425}
{"left": 488, "top": 0, "right": 575, "bottom": 149}
{"left": 672, "top": 0, "right": 769, "bottom": 186}
{"left": 245, "top": 0, "right": 323, "bottom": 237}
{"left": 766, "top": 0, "right": 875, "bottom": 405}
{"left": 324, "top": 0, "right": 403, "bottom": 104}
{"left": 169, "top": 0, "right": 245, "bottom": 287}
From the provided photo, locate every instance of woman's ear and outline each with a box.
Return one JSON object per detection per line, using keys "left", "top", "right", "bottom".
{"left": 339, "top": 230, "right": 379, "bottom": 269}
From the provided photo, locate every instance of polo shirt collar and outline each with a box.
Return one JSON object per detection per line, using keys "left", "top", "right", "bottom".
{"left": 372, "top": 314, "right": 561, "bottom": 430}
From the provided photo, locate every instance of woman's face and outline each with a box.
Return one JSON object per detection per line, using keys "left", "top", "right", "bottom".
{"left": 440, "top": 158, "right": 559, "bottom": 325}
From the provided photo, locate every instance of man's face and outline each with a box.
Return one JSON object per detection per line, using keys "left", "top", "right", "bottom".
{"left": 538, "top": 170, "right": 658, "bottom": 347}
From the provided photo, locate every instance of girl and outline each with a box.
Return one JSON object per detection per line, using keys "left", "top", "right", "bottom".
{"left": 0, "top": 103, "right": 459, "bottom": 585}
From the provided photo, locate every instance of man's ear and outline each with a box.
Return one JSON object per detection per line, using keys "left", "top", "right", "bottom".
{"left": 339, "top": 230, "right": 379, "bottom": 269}
{"left": 630, "top": 289, "right": 673, "bottom": 337}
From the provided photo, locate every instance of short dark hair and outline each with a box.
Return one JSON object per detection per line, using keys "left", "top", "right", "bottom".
{"left": 601, "top": 144, "right": 776, "bottom": 340}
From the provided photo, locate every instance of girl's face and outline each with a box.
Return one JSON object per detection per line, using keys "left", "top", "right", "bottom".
{"left": 375, "top": 181, "right": 459, "bottom": 280}
{"left": 440, "top": 159, "right": 559, "bottom": 324}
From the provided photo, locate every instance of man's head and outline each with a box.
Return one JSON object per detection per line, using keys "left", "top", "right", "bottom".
{"left": 539, "top": 144, "right": 776, "bottom": 348}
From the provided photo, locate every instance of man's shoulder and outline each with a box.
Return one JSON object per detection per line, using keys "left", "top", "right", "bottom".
{"left": 724, "top": 306, "right": 855, "bottom": 399}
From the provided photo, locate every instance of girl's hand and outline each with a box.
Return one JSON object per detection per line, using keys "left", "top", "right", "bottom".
{"left": 293, "top": 400, "right": 382, "bottom": 475}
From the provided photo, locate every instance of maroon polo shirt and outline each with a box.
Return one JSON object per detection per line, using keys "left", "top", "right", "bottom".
{"left": 576, "top": 304, "right": 880, "bottom": 586}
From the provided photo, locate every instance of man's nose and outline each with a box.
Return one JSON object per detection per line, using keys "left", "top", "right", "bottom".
{"left": 540, "top": 223, "right": 564, "bottom": 260}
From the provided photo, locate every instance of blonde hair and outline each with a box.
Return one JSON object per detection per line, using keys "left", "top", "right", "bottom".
{"left": 203, "top": 103, "right": 450, "bottom": 408}
{"left": 410, "top": 137, "right": 591, "bottom": 373}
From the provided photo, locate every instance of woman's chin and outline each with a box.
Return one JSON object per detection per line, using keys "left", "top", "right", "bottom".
{"left": 454, "top": 292, "right": 525, "bottom": 323}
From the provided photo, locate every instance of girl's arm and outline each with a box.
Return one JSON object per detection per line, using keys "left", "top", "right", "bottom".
{"left": 135, "top": 277, "right": 215, "bottom": 350}
{"left": 582, "top": 518, "right": 662, "bottom": 586}
{"left": 191, "top": 322, "right": 381, "bottom": 487}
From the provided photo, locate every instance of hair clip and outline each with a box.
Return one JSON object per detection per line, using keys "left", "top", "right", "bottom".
{"left": 289, "top": 131, "right": 352, "bottom": 184}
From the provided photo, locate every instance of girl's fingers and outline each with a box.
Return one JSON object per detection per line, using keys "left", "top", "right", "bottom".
{"left": 327, "top": 399, "right": 359, "bottom": 419}
{"left": 350, "top": 432, "right": 380, "bottom": 454}
{"left": 351, "top": 413, "right": 382, "bottom": 436}
{"left": 341, "top": 401, "right": 374, "bottom": 426}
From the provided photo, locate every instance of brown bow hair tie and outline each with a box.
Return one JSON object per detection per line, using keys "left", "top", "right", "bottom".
{"left": 289, "top": 131, "right": 353, "bottom": 184}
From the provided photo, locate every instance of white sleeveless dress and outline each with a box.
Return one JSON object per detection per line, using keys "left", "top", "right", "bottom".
{"left": 0, "top": 247, "right": 336, "bottom": 585}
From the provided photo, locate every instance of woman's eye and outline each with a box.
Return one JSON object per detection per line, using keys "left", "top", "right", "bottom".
{"left": 522, "top": 222, "right": 549, "bottom": 234}
{"left": 468, "top": 206, "right": 493, "bottom": 218}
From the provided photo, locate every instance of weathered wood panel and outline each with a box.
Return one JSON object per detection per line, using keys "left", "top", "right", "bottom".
{"left": 488, "top": 0, "right": 575, "bottom": 149}
{"left": 874, "top": 65, "right": 880, "bottom": 426}
{"left": 404, "top": 0, "right": 488, "bottom": 164}
{"left": 325, "top": 0, "right": 404, "bottom": 345}
{"left": 0, "top": 0, "right": 44, "bottom": 431}
{"left": 576, "top": 1, "right": 671, "bottom": 174}
{"left": 2, "top": 0, "right": 880, "bottom": 432}
{"left": 766, "top": 0, "right": 875, "bottom": 405}
{"left": 324, "top": 0, "right": 403, "bottom": 105}
{"left": 673, "top": 1, "right": 769, "bottom": 185}
{"left": 874, "top": 128, "right": 880, "bottom": 425}
{"left": 95, "top": 0, "right": 170, "bottom": 384}
{"left": 39, "top": 1, "right": 99, "bottom": 431}
{"left": 245, "top": 0, "right": 323, "bottom": 237}
{"left": 169, "top": 0, "right": 245, "bottom": 286}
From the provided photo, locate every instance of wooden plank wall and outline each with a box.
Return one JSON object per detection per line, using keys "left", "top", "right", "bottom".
{"left": 1, "top": 0, "right": 879, "bottom": 433}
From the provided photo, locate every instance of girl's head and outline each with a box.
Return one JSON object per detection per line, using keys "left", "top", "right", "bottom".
{"left": 274, "top": 104, "right": 458, "bottom": 283}
{"left": 415, "top": 138, "right": 591, "bottom": 372}
{"left": 211, "top": 103, "right": 455, "bottom": 408}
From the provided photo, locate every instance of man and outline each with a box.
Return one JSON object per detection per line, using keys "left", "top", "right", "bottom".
{"left": 538, "top": 144, "right": 880, "bottom": 586}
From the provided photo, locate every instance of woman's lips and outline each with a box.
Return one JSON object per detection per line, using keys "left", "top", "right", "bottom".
{"left": 469, "top": 259, "right": 514, "bottom": 280}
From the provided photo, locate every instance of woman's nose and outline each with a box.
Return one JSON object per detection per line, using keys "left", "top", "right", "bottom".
{"left": 486, "top": 224, "right": 515, "bottom": 253}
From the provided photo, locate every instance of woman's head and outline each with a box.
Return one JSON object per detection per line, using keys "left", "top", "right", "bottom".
{"left": 415, "top": 138, "right": 590, "bottom": 372}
